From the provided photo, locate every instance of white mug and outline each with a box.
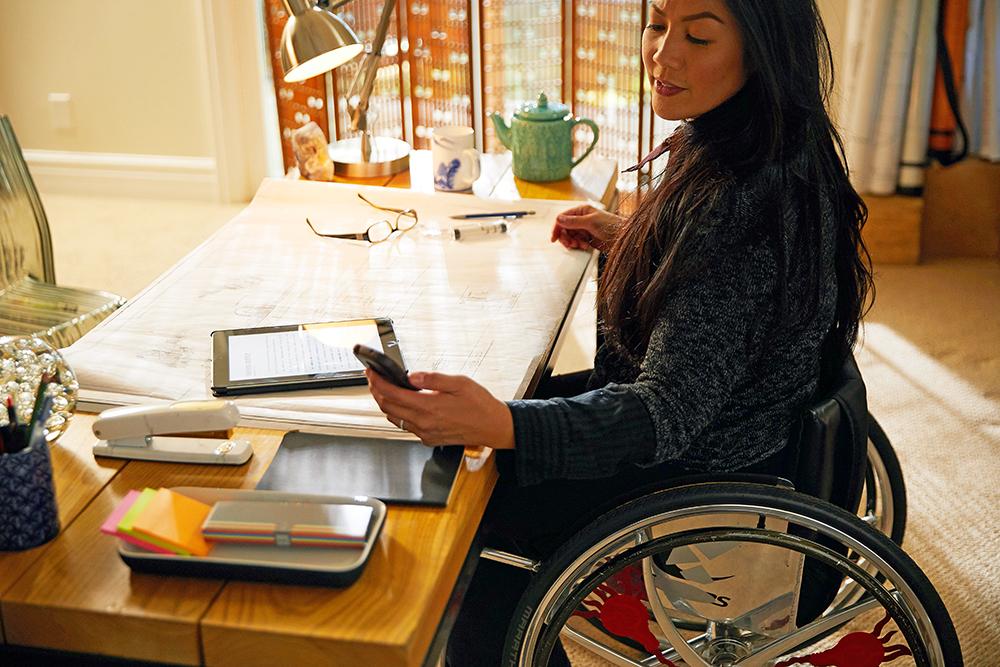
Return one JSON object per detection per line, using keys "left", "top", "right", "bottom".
{"left": 431, "top": 126, "right": 481, "bottom": 191}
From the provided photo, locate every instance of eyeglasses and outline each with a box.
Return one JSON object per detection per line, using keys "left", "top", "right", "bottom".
{"left": 306, "top": 193, "right": 418, "bottom": 243}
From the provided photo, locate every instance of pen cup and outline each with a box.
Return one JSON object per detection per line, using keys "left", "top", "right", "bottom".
{"left": 0, "top": 429, "right": 60, "bottom": 551}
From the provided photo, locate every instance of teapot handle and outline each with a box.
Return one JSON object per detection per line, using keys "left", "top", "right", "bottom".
{"left": 570, "top": 118, "right": 600, "bottom": 169}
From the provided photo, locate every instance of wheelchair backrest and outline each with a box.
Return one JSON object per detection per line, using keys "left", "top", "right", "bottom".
{"left": 791, "top": 353, "right": 868, "bottom": 513}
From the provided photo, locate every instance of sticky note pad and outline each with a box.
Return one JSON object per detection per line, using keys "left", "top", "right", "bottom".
{"left": 128, "top": 488, "right": 213, "bottom": 557}
{"left": 117, "top": 488, "right": 191, "bottom": 556}
{"left": 101, "top": 490, "right": 173, "bottom": 555}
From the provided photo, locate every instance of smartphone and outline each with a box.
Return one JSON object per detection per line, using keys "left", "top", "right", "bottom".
{"left": 353, "top": 344, "right": 418, "bottom": 390}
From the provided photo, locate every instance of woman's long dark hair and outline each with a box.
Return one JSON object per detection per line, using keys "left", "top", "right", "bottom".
{"left": 599, "top": 0, "right": 873, "bottom": 372}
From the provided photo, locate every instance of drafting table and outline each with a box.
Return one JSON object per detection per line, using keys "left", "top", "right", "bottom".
{"left": 0, "top": 151, "right": 618, "bottom": 666}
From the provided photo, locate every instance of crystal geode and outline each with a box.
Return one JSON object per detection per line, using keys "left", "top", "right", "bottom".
{"left": 0, "top": 336, "right": 78, "bottom": 442}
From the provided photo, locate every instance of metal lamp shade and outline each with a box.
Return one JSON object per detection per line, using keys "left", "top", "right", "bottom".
{"left": 280, "top": 5, "right": 364, "bottom": 82}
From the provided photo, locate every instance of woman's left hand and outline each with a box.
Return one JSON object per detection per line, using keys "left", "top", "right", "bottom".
{"left": 365, "top": 369, "right": 516, "bottom": 450}
{"left": 551, "top": 205, "right": 623, "bottom": 252}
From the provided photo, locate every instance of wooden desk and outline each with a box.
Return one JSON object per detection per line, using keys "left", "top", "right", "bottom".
{"left": 0, "top": 151, "right": 617, "bottom": 665}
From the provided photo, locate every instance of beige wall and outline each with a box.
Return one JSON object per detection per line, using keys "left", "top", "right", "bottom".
{"left": 0, "top": 0, "right": 212, "bottom": 156}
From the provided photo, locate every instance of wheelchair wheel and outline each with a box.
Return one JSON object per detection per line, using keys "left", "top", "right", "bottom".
{"left": 503, "top": 483, "right": 960, "bottom": 667}
{"left": 861, "top": 415, "right": 907, "bottom": 546}
{"left": 826, "top": 416, "right": 910, "bottom": 611}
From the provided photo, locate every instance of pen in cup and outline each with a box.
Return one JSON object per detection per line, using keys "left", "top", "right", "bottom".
{"left": 25, "top": 395, "right": 53, "bottom": 451}
{"left": 5, "top": 396, "right": 16, "bottom": 443}
{"left": 29, "top": 373, "right": 52, "bottom": 426}
{"left": 0, "top": 379, "right": 55, "bottom": 455}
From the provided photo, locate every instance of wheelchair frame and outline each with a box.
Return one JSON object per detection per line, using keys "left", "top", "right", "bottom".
{"left": 485, "top": 417, "right": 960, "bottom": 666}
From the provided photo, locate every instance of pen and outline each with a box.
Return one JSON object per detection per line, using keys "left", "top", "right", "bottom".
{"left": 0, "top": 395, "right": 10, "bottom": 447}
{"left": 449, "top": 210, "right": 535, "bottom": 220}
{"left": 24, "top": 395, "right": 53, "bottom": 453}
{"left": 29, "top": 373, "right": 51, "bottom": 427}
{"left": 5, "top": 395, "right": 20, "bottom": 453}
{"left": 5, "top": 395, "right": 15, "bottom": 433}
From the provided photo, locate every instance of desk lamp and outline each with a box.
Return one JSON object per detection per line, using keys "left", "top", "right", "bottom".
{"left": 280, "top": 0, "right": 410, "bottom": 177}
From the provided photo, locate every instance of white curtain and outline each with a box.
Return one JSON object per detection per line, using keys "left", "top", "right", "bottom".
{"left": 838, "top": 0, "right": 999, "bottom": 196}
{"left": 963, "top": 0, "right": 1000, "bottom": 160}
{"left": 840, "top": 0, "right": 929, "bottom": 195}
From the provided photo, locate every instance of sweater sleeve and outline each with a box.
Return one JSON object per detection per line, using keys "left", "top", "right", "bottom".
{"left": 507, "top": 224, "right": 778, "bottom": 486}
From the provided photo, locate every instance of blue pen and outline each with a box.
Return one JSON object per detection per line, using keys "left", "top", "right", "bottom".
{"left": 449, "top": 210, "right": 535, "bottom": 220}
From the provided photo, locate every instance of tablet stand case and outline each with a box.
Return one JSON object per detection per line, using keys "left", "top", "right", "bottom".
{"left": 256, "top": 431, "right": 462, "bottom": 506}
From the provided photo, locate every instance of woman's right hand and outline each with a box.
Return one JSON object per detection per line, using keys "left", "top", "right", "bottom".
{"left": 551, "top": 205, "right": 623, "bottom": 252}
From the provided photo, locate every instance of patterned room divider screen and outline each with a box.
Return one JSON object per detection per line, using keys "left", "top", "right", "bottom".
{"left": 262, "top": 0, "right": 660, "bottom": 190}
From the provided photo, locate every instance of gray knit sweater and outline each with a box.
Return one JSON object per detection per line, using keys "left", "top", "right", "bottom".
{"left": 507, "top": 156, "right": 837, "bottom": 487}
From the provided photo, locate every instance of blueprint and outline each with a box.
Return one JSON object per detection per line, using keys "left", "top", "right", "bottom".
{"left": 64, "top": 178, "right": 594, "bottom": 437}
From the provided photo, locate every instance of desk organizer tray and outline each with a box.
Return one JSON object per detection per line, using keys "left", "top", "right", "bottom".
{"left": 118, "top": 487, "right": 386, "bottom": 587}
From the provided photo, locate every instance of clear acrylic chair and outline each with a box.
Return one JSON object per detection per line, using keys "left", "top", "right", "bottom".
{"left": 0, "top": 115, "right": 125, "bottom": 348}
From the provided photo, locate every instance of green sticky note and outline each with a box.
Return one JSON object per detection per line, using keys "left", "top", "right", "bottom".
{"left": 117, "top": 488, "right": 191, "bottom": 556}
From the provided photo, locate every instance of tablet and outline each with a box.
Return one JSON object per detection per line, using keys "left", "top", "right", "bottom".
{"left": 211, "top": 318, "right": 405, "bottom": 396}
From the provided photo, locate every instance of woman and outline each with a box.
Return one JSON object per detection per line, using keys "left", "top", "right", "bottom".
{"left": 367, "top": 0, "right": 872, "bottom": 663}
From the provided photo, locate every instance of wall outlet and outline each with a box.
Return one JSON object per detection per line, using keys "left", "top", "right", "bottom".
{"left": 48, "top": 93, "right": 73, "bottom": 130}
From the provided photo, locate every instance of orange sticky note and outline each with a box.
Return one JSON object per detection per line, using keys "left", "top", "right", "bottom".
{"left": 128, "top": 488, "right": 213, "bottom": 557}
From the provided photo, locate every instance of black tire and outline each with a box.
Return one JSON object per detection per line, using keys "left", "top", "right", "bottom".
{"left": 503, "top": 482, "right": 961, "bottom": 667}
{"left": 867, "top": 414, "right": 908, "bottom": 545}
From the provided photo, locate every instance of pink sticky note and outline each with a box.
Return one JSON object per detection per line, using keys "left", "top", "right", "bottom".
{"left": 101, "top": 490, "right": 173, "bottom": 555}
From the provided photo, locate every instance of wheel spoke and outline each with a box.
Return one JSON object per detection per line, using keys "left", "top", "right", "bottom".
{"left": 560, "top": 625, "right": 706, "bottom": 666}
{"left": 643, "top": 589, "right": 713, "bottom": 666}
{"left": 740, "top": 596, "right": 881, "bottom": 665}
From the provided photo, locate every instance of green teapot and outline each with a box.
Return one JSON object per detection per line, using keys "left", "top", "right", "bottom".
{"left": 489, "top": 93, "right": 600, "bottom": 183}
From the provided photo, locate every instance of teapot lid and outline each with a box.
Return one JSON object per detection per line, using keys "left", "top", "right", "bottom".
{"left": 514, "top": 93, "right": 570, "bottom": 121}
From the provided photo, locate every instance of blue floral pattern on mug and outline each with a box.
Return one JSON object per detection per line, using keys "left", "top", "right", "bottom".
{"left": 434, "top": 159, "right": 462, "bottom": 190}
{"left": 0, "top": 432, "right": 60, "bottom": 551}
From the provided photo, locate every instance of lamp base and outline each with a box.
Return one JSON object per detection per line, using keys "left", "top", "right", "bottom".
{"left": 329, "top": 136, "right": 410, "bottom": 178}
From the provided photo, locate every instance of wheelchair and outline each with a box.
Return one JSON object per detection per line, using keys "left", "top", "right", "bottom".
{"left": 483, "top": 357, "right": 961, "bottom": 666}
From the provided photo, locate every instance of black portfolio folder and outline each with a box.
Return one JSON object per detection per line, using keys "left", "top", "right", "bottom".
{"left": 256, "top": 431, "right": 462, "bottom": 506}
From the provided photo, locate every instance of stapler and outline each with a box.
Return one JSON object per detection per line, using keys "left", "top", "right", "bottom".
{"left": 92, "top": 400, "right": 253, "bottom": 465}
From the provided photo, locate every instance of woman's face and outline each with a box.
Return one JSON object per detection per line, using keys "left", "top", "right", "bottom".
{"left": 642, "top": 0, "right": 747, "bottom": 120}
